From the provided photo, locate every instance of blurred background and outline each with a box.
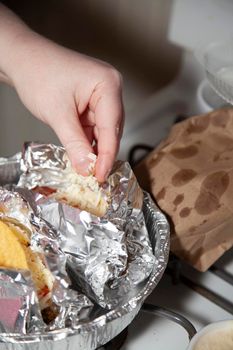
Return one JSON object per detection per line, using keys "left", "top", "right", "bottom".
{"left": 1, "top": 0, "right": 233, "bottom": 159}
{"left": 0, "top": 0, "right": 182, "bottom": 156}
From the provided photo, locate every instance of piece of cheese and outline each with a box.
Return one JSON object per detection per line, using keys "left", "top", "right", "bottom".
{"left": 0, "top": 219, "right": 54, "bottom": 308}
{"left": 0, "top": 220, "right": 29, "bottom": 270}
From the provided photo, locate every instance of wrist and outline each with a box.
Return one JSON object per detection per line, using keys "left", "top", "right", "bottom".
{"left": 0, "top": 4, "right": 39, "bottom": 87}
{"left": 1, "top": 28, "right": 38, "bottom": 86}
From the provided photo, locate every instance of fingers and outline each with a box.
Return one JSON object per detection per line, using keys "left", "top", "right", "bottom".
{"left": 92, "top": 75, "right": 124, "bottom": 182}
{"left": 95, "top": 126, "right": 121, "bottom": 182}
{"left": 83, "top": 125, "right": 94, "bottom": 145}
{"left": 50, "top": 107, "right": 94, "bottom": 176}
{"left": 50, "top": 67, "right": 124, "bottom": 182}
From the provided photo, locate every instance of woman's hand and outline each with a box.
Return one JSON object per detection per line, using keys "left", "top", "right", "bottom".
{"left": 0, "top": 4, "right": 124, "bottom": 182}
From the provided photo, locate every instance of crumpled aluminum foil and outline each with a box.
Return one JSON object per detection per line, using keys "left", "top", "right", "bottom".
{"left": 0, "top": 269, "right": 43, "bottom": 334}
{"left": 0, "top": 188, "right": 93, "bottom": 334}
{"left": 0, "top": 144, "right": 170, "bottom": 350}
{"left": 18, "top": 143, "right": 155, "bottom": 309}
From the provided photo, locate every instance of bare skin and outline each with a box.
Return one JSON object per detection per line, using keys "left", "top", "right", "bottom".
{"left": 0, "top": 4, "right": 124, "bottom": 182}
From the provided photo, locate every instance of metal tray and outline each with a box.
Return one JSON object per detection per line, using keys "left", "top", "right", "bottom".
{"left": 0, "top": 156, "right": 170, "bottom": 350}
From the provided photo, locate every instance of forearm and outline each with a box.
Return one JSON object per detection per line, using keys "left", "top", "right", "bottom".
{"left": 0, "top": 3, "right": 33, "bottom": 85}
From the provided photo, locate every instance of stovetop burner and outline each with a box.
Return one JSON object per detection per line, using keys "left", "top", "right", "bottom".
{"left": 97, "top": 328, "right": 128, "bottom": 350}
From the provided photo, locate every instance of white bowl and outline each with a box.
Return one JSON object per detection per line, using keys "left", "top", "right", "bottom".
{"left": 187, "top": 320, "right": 233, "bottom": 350}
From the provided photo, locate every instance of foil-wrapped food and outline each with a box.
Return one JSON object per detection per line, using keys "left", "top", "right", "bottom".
{"left": 0, "top": 143, "right": 170, "bottom": 350}
{"left": 0, "top": 187, "right": 93, "bottom": 334}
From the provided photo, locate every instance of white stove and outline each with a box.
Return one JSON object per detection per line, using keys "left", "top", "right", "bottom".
{"left": 117, "top": 51, "right": 233, "bottom": 350}
{"left": 121, "top": 254, "right": 233, "bottom": 350}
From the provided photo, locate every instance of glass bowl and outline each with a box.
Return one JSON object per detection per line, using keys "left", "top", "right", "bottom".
{"left": 196, "top": 40, "right": 233, "bottom": 104}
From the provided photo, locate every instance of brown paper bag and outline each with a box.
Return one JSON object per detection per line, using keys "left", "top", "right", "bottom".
{"left": 135, "top": 108, "right": 233, "bottom": 271}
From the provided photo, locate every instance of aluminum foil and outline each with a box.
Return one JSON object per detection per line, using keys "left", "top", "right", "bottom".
{"left": 0, "top": 193, "right": 169, "bottom": 350}
{"left": 0, "top": 188, "right": 93, "bottom": 334}
{"left": 38, "top": 197, "right": 155, "bottom": 309}
{"left": 0, "top": 145, "right": 170, "bottom": 350}
{"left": 0, "top": 269, "right": 43, "bottom": 334}
{"left": 18, "top": 143, "right": 155, "bottom": 309}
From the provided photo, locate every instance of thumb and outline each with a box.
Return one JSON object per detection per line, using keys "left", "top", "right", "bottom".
{"left": 50, "top": 110, "right": 93, "bottom": 176}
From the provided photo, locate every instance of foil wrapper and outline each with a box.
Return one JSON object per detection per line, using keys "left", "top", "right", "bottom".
{"left": 0, "top": 188, "right": 93, "bottom": 334}
{"left": 0, "top": 144, "right": 170, "bottom": 350}
{"left": 18, "top": 143, "right": 155, "bottom": 308}
{"left": 0, "top": 269, "right": 43, "bottom": 334}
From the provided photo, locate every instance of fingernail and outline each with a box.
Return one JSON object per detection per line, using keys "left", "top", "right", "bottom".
{"left": 73, "top": 151, "right": 98, "bottom": 176}
{"left": 73, "top": 156, "right": 92, "bottom": 176}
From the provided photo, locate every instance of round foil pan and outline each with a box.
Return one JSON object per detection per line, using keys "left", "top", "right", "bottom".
{"left": 0, "top": 158, "right": 170, "bottom": 350}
